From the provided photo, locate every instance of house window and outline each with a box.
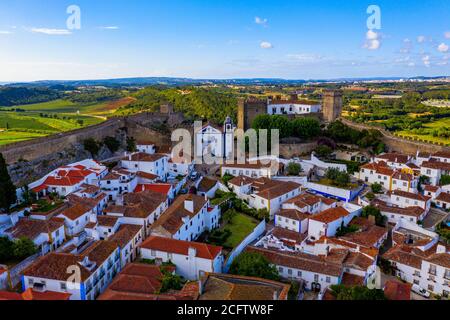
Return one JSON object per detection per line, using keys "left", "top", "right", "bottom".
{"left": 150, "top": 250, "right": 156, "bottom": 256}
{"left": 60, "top": 282, "right": 67, "bottom": 290}
{"left": 314, "top": 274, "right": 319, "bottom": 282}
{"left": 297, "top": 271, "right": 302, "bottom": 277}
{"left": 326, "top": 277, "right": 331, "bottom": 283}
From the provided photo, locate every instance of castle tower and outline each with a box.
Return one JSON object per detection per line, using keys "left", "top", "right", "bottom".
{"left": 322, "top": 90, "right": 343, "bottom": 123}
{"left": 237, "top": 98, "right": 268, "bottom": 131}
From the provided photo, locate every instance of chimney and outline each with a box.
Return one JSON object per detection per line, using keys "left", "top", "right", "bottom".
{"left": 273, "top": 290, "right": 279, "bottom": 300}
{"left": 184, "top": 199, "right": 194, "bottom": 213}
{"left": 188, "top": 247, "right": 197, "bottom": 258}
{"left": 436, "top": 244, "right": 447, "bottom": 254}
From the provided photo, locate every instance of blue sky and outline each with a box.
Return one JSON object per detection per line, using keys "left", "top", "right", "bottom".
{"left": 0, "top": 0, "right": 449, "bottom": 81}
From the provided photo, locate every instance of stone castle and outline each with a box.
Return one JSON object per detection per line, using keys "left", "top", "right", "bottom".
{"left": 237, "top": 89, "right": 343, "bottom": 131}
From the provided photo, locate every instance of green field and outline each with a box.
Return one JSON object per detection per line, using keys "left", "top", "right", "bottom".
{"left": 397, "top": 118, "right": 450, "bottom": 146}
{"left": 0, "top": 98, "right": 132, "bottom": 146}
{"left": 222, "top": 213, "right": 259, "bottom": 248}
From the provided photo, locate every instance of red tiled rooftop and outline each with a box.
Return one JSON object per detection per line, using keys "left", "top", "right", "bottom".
{"left": 141, "top": 236, "right": 222, "bottom": 260}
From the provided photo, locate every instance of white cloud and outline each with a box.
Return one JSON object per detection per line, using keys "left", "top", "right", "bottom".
{"left": 99, "top": 26, "right": 119, "bottom": 30}
{"left": 417, "top": 35, "right": 426, "bottom": 43}
{"left": 286, "top": 53, "right": 323, "bottom": 62}
{"left": 438, "top": 43, "right": 449, "bottom": 53}
{"left": 255, "top": 17, "right": 268, "bottom": 26}
{"left": 408, "top": 62, "right": 416, "bottom": 67}
{"left": 31, "top": 28, "right": 71, "bottom": 35}
{"left": 363, "top": 30, "right": 381, "bottom": 50}
{"left": 0, "top": 30, "right": 12, "bottom": 34}
{"left": 422, "top": 55, "right": 431, "bottom": 67}
{"left": 445, "top": 31, "right": 450, "bottom": 39}
{"left": 260, "top": 41, "right": 273, "bottom": 49}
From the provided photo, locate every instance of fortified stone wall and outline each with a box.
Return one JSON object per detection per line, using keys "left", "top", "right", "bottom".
{"left": 340, "top": 118, "right": 450, "bottom": 155}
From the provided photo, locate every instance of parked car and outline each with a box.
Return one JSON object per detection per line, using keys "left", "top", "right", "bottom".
{"left": 190, "top": 171, "right": 198, "bottom": 180}
{"left": 411, "top": 284, "right": 430, "bottom": 298}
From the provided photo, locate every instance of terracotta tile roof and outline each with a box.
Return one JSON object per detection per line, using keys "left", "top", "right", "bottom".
{"left": 97, "top": 215, "right": 119, "bottom": 227}
{"left": 60, "top": 203, "right": 90, "bottom": 221}
{"left": 270, "top": 99, "right": 319, "bottom": 106}
{"left": 390, "top": 190, "right": 431, "bottom": 202}
{"left": 134, "top": 184, "right": 172, "bottom": 195}
{"left": 285, "top": 193, "right": 322, "bottom": 208}
{"left": 141, "top": 236, "right": 222, "bottom": 260}
{"left": 256, "top": 181, "right": 301, "bottom": 200}
{"left": 436, "top": 192, "right": 450, "bottom": 203}
{"left": 342, "top": 251, "right": 374, "bottom": 270}
{"left": 373, "top": 199, "right": 425, "bottom": 218}
{"left": 67, "top": 193, "right": 107, "bottom": 209}
{"left": 425, "top": 253, "right": 450, "bottom": 268}
{"left": 340, "top": 225, "right": 388, "bottom": 248}
{"left": 309, "top": 207, "right": 349, "bottom": 224}
{"left": 384, "top": 280, "right": 411, "bottom": 300}
{"left": 433, "top": 150, "right": 450, "bottom": 159}
{"left": 277, "top": 209, "right": 309, "bottom": 221}
{"left": 376, "top": 153, "right": 409, "bottom": 164}
{"left": 79, "top": 184, "right": 100, "bottom": 194}
{"left": 221, "top": 160, "right": 279, "bottom": 170}
{"left": 247, "top": 246, "right": 343, "bottom": 277}
{"left": 108, "top": 224, "right": 142, "bottom": 248}
{"left": 44, "top": 176, "right": 84, "bottom": 187}
{"left": 105, "top": 191, "right": 167, "bottom": 219}
{"left": 360, "top": 162, "right": 394, "bottom": 176}
{"left": 421, "top": 160, "right": 450, "bottom": 171}
{"left": 198, "top": 177, "right": 218, "bottom": 193}
{"left": 271, "top": 227, "right": 307, "bottom": 245}
{"left": 383, "top": 246, "right": 423, "bottom": 269}
{"left": 101, "top": 172, "right": 121, "bottom": 181}
{"left": 23, "top": 253, "right": 92, "bottom": 282}
{"left": 5, "top": 218, "right": 63, "bottom": 241}
{"left": 135, "top": 140, "right": 156, "bottom": 146}
{"left": 136, "top": 171, "right": 158, "bottom": 180}
{"left": 151, "top": 194, "right": 207, "bottom": 235}
{"left": 199, "top": 273, "right": 290, "bottom": 300}
{"left": 122, "top": 152, "right": 167, "bottom": 162}
{"left": 341, "top": 273, "right": 365, "bottom": 287}
{"left": 424, "top": 185, "right": 440, "bottom": 192}
{"left": 0, "top": 291, "right": 23, "bottom": 300}
{"left": 228, "top": 176, "right": 256, "bottom": 186}
{"left": 392, "top": 171, "right": 414, "bottom": 181}
{"left": 21, "top": 288, "right": 71, "bottom": 300}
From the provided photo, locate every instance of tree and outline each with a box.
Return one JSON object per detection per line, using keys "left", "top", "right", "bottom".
{"left": 371, "top": 183, "right": 383, "bottom": 194}
{"left": 223, "top": 209, "right": 238, "bottom": 224}
{"left": 362, "top": 206, "right": 386, "bottom": 226}
{"left": 159, "top": 270, "right": 184, "bottom": 293}
{"left": 256, "top": 208, "right": 270, "bottom": 221}
{"left": 315, "top": 145, "right": 333, "bottom": 158}
{"left": 229, "top": 252, "right": 280, "bottom": 281}
{"left": 287, "top": 162, "right": 302, "bottom": 176}
{"left": 126, "top": 137, "right": 137, "bottom": 152}
{"left": 103, "top": 136, "right": 121, "bottom": 153}
{"left": 0, "top": 237, "right": 14, "bottom": 263}
{"left": 83, "top": 138, "right": 101, "bottom": 157}
{"left": 329, "top": 285, "right": 386, "bottom": 300}
{"left": 0, "top": 153, "right": 17, "bottom": 213}
{"left": 76, "top": 119, "right": 84, "bottom": 126}
{"left": 12, "top": 237, "right": 37, "bottom": 260}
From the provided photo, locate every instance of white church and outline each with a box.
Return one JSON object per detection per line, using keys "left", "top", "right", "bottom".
{"left": 195, "top": 116, "right": 235, "bottom": 160}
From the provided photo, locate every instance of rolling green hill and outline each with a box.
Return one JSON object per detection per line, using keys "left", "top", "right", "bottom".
{"left": 0, "top": 98, "right": 134, "bottom": 146}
